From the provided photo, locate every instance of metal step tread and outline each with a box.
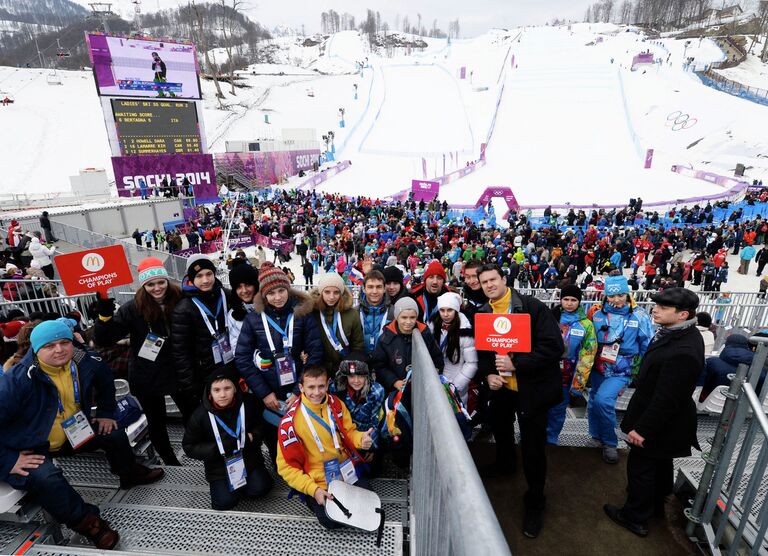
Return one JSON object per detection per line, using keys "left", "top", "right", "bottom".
{"left": 112, "top": 484, "right": 407, "bottom": 524}
{"left": 154, "top": 465, "right": 408, "bottom": 501}
{"left": 72, "top": 503, "right": 403, "bottom": 556}
{"left": 0, "top": 521, "right": 39, "bottom": 555}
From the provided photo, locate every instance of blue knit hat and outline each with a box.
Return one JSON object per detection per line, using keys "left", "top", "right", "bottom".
{"left": 604, "top": 275, "right": 630, "bottom": 296}
{"left": 30, "top": 320, "right": 73, "bottom": 353}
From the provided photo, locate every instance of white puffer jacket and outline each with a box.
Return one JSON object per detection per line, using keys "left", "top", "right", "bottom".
{"left": 429, "top": 312, "right": 478, "bottom": 404}
{"left": 29, "top": 237, "right": 55, "bottom": 267}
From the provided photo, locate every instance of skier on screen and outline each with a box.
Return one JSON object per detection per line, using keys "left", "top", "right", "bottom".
{"left": 152, "top": 52, "right": 174, "bottom": 97}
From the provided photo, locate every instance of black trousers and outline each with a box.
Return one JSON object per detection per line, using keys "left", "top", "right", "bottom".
{"left": 135, "top": 392, "right": 196, "bottom": 465}
{"left": 621, "top": 447, "right": 674, "bottom": 524}
{"left": 489, "top": 387, "right": 548, "bottom": 510}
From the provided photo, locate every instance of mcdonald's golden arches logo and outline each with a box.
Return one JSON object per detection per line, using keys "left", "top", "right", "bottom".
{"left": 81, "top": 252, "right": 106, "bottom": 273}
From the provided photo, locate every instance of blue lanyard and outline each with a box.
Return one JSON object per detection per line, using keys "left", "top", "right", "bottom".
{"left": 265, "top": 313, "right": 294, "bottom": 344}
{"left": 422, "top": 294, "right": 438, "bottom": 319}
{"left": 56, "top": 362, "right": 81, "bottom": 415}
{"left": 602, "top": 314, "right": 629, "bottom": 344}
{"left": 303, "top": 403, "right": 334, "bottom": 437}
{"left": 213, "top": 411, "right": 242, "bottom": 440}
{"left": 326, "top": 312, "right": 339, "bottom": 342}
{"left": 439, "top": 331, "right": 449, "bottom": 352}
{"left": 192, "top": 294, "right": 223, "bottom": 326}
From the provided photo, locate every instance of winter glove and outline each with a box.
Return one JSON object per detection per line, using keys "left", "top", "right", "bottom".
{"left": 96, "top": 296, "right": 116, "bottom": 318}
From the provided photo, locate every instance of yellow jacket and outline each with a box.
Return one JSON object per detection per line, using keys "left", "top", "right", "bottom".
{"left": 277, "top": 394, "right": 364, "bottom": 497}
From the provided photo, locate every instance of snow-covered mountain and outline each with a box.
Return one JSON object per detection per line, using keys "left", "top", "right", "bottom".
{"left": 0, "top": 0, "right": 87, "bottom": 41}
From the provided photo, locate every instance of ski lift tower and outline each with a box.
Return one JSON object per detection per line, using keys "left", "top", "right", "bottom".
{"left": 88, "top": 3, "right": 115, "bottom": 34}
{"left": 131, "top": 0, "right": 143, "bottom": 37}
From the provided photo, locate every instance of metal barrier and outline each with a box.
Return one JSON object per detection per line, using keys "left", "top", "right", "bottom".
{"left": 1, "top": 292, "right": 99, "bottom": 325}
{"left": 515, "top": 288, "right": 768, "bottom": 331}
{"left": 410, "top": 330, "right": 511, "bottom": 556}
{"left": 46, "top": 221, "right": 190, "bottom": 283}
{"left": 685, "top": 336, "right": 768, "bottom": 554}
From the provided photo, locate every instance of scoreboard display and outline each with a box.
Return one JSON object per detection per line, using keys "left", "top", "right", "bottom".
{"left": 111, "top": 99, "right": 202, "bottom": 155}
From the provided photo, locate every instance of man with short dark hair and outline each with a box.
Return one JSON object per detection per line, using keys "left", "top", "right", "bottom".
{"left": 604, "top": 287, "right": 704, "bottom": 537}
{"left": 475, "top": 263, "right": 564, "bottom": 539}
{"left": 358, "top": 270, "right": 393, "bottom": 354}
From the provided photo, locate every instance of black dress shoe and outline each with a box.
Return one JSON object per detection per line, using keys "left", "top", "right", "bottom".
{"left": 523, "top": 507, "right": 543, "bottom": 538}
{"left": 604, "top": 504, "right": 648, "bottom": 537}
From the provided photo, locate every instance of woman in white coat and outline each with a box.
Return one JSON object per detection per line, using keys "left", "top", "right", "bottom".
{"left": 28, "top": 232, "right": 56, "bottom": 279}
{"left": 428, "top": 292, "right": 478, "bottom": 405}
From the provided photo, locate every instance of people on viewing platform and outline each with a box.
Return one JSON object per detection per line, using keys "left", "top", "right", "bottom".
{"left": 4, "top": 185, "right": 768, "bottom": 547}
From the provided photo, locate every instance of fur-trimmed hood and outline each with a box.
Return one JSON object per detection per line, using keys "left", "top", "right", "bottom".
{"left": 252, "top": 287, "right": 315, "bottom": 318}
{"left": 310, "top": 286, "right": 355, "bottom": 313}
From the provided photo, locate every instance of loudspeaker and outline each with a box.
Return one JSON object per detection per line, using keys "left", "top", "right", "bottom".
{"left": 735, "top": 163, "right": 745, "bottom": 177}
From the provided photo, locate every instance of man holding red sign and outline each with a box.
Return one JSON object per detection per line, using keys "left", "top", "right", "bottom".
{"left": 475, "top": 264, "right": 564, "bottom": 539}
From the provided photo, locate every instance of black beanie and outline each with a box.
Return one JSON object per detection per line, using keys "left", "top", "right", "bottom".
{"left": 228, "top": 263, "right": 259, "bottom": 292}
{"left": 382, "top": 265, "right": 404, "bottom": 285}
{"left": 186, "top": 254, "right": 217, "bottom": 282}
{"left": 560, "top": 284, "right": 583, "bottom": 302}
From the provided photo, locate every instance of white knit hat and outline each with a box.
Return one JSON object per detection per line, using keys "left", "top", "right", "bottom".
{"left": 436, "top": 292, "right": 461, "bottom": 313}
{"left": 393, "top": 297, "right": 419, "bottom": 319}
{"left": 317, "top": 272, "right": 345, "bottom": 293}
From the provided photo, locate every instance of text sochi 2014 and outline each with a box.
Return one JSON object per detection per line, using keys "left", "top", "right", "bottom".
{"left": 122, "top": 172, "right": 211, "bottom": 188}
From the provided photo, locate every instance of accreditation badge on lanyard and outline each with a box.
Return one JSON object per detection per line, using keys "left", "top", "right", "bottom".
{"left": 193, "top": 291, "right": 234, "bottom": 365}
{"left": 301, "top": 402, "right": 358, "bottom": 486}
{"left": 600, "top": 343, "right": 620, "bottom": 363}
{"left": 262, "top": 312, "right": 296, "bottom": 386}
{"left": 59, "top": 362, "right": 95, "bottom": 449}
{"left": 138, "top": 332, "right": 165, "bottom": 362}
{"left": 208, "top": 404, "right": 247, "bottom": 492}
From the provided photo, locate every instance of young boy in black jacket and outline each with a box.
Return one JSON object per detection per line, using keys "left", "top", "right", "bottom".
{"left": 182, "top": 369, "right": 273, "bottom": 510}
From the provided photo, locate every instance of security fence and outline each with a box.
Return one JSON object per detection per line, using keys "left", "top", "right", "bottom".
{"left": 684, "top": 336, "right": 768, "bottom": 554}
{"left": 410, "top": 330, "right": 511, "bottom": 556}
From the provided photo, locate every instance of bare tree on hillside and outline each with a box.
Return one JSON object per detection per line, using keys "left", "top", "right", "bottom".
{"left": 417, "top": 13, "right": 422, "bottom": 36}
{"left": 749, "top": 1, "right": 768, "bottom": 55}
{"left": 602, "top": 0, "right": 614, "bottom": 22}
{"left": 191, "top": 2, "right": 224, "bottom": 106}
{"left": 220, "top": 0, "right": 243, "bottom": 95}
{"left": 619, "top": 1, "right": 633, "bottom": 23}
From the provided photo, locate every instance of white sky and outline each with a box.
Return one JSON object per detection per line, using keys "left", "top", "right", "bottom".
{"left": 116, "top": 0, "right": 592, "bottom": 37}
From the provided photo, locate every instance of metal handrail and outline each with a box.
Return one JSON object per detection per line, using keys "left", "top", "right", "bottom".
{"left": 410, "top": 330, "right": 511, "bottom": 556}
{"left": 685, "top": 336, "right": 768, "bottom": 554}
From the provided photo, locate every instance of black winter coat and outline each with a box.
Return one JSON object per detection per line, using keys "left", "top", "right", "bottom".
{"left": 234, "top": 288, "right": 323, "bottom": 401}
{"left": 621, "top": 324, "right": 704, "bottom": 458}
{"left": 476, "top": 289, "right": 564, "bottom": 415}
{"left": 94, "top": 299, "right": 176, "bottom": 397}
{"left": 182, "top": 382, "right": 265, "bottom": 482}
{"left": 171, "top": 283, "right": 234, "bottom": 399}
{"left": 372, "top": 321, "right": 444, "bottom": 392}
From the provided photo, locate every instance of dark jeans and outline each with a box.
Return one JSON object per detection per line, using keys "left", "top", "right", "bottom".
{"left": 305, "top": 475, "right": 370, "bottom": 529}
{"left": 621, "top": 447, "right": 673, "bottom": 524}
{"left": 135, "top": 392, "right": 196, "bottom": 465}
{"left": 489, "top": 387, "right": 548, "bottom": 510}
{"left": 42, "top": 264, "right": 55, "bottom": 279}
{"left": 5, "top": 429, "right": 135, "bottom": 526}
{"left": 209, "top": 466, "right": 274, "bottom": 511}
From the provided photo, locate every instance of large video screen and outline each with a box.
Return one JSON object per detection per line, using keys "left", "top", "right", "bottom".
{"left": 111, "top": 99, "right": 202, "bottom": 155}
{"left": 87, "top": 34, "right": 201, "bottom": 99}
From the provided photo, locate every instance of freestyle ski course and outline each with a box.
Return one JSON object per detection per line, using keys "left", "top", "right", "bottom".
{"left": 1, "top": 23, "right": 767, "bottom": 208}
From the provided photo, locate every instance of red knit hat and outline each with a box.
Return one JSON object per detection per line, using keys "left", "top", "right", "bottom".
{"left": 258, "top": 263, "right": 291, "bottom": 298}
{"left": 0, "top": 320, "right": 27, "bottom": 340}
{"left": 137, "top": 257, "right": 169, "bottom": 287}
{"left": 423, "top": 260, "right": 446, "bottom": 282}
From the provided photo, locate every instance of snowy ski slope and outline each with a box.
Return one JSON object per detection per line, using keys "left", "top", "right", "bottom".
{"left": 2, "top": 24, "right": 768, "bottom": 207}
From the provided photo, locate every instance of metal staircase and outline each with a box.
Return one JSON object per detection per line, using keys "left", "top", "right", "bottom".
{"left": 0, "top": 423, "right": 409, "bottom": 555}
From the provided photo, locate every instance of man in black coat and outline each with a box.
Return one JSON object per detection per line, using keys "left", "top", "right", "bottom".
{"left": 475, "top": 264, "right": 564, "bottom": 539}
{"left": 605, "top": 287, "right": 704, "bottom": 537}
